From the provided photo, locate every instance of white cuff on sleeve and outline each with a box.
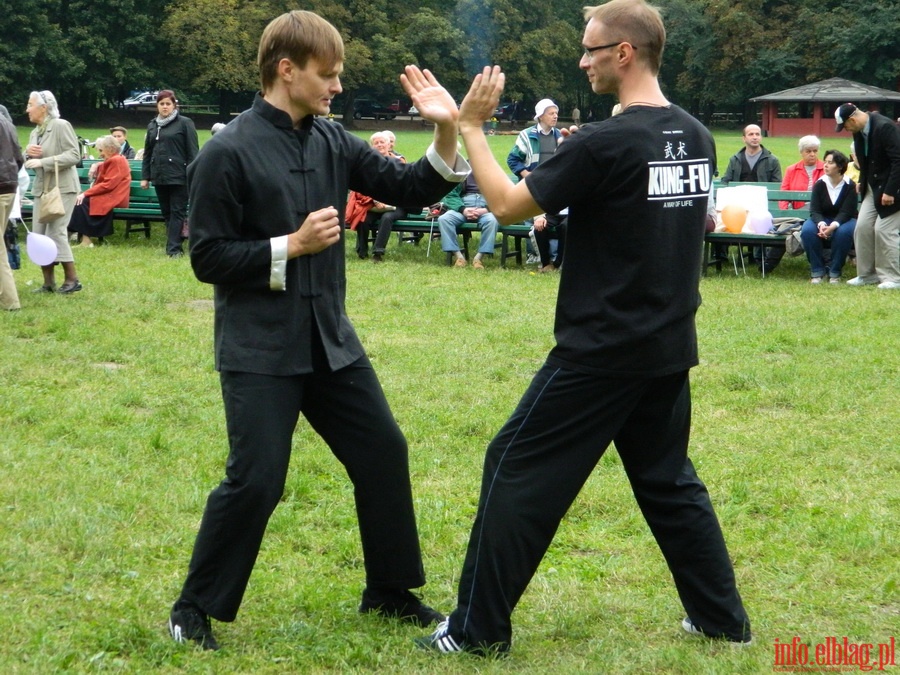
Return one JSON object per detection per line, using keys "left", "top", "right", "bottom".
{"left": 270, "top": 235, "right": 289, "bottom": 291}
{"left": 425, "top": 143, "right": 470, "bottom": 182}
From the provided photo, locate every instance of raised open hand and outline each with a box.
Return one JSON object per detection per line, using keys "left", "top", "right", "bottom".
{"left": 459, "top": 66, "right": 505, "bottom": 132}
{"left": 400, "top": 66, "right": 458, "bottom": 125}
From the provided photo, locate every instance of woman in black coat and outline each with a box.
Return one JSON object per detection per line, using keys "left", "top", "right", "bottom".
{"left": 141, "top": 90, "right": 198, "bottom": 257}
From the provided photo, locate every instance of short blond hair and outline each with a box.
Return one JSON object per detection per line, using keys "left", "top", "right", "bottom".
{"left": 258, "top": 11, "right": 344, "bottom": 92}
{"left": 583, "top": 0, "right": 666, "bottom": 75}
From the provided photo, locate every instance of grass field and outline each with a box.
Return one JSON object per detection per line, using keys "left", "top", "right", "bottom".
{"left": 1, "top": 128, "right": 897, "bottom": 673}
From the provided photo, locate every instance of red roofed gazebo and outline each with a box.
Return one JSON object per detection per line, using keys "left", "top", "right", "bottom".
{"left": 751, "top": 77, "right": 900, "bottom": 137}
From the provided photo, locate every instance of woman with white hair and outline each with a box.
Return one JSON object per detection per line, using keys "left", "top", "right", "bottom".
{"left": 68, "top": 135, "right": 131, "bottom": 247}
{"left": 779, "top": 134, "right": 824, "bottom": 210}
{"left": 23, "top": 90, "right": 83, "bottom": 293}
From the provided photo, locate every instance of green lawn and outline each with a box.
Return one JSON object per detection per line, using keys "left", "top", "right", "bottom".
{"left": 1, "top": 129, "right": 897, "bottom": 673}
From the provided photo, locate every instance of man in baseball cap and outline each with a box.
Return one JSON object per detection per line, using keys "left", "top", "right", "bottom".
{"left": 834, "top": 103, "right": 858, "bottom": 133}
{"left": 835, "top": 102, "right": 900, "bottom": 289}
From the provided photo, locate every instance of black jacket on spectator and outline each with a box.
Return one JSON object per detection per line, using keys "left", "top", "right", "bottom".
{"left": 141, "top": 113, "right": 198, "bottom": 186}
{"left": 853, "top": 112, "right": 900, "bottom": 217}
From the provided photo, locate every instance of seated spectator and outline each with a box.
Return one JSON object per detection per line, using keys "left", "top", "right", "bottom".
{"left": 721, "top": 124, "right": 782, "bottom": 184}
{"left": 346, "top": 131, "right": 395, "bottom": 259}
{"left": 67, "top": 135, "right": 131, "bottom": 247}
{"left": 780, "top": 135, "right": 824, "bottom": 209}
{"left": 371, "top": 130, "right": 416, "bottom": 263}
{"left": 109, "top": 126, "right": 136, "bottom": 159}
{"left": 845, "top": 141, "right": 860, "bottom": 183}
{"left": 437, "top": 174, "right": 499, "bottom": 268}
{"left": 799, "top": 150, "right": 858, "bottom": 284}
{"left": 534, "top": 211, "right": 566, "bottom": 272}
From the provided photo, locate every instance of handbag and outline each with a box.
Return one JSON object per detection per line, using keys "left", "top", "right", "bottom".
{"left": 37, "top": 158, "right": 66, "bottom": 223}
{"left": 427, "top": 202, "right": 448, "bottom": 219}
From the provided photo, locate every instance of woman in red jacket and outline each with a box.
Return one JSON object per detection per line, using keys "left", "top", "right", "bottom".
{"left": 779, "top": 135, "right": 824, "bottom": 209}
{"left": 68, "top": 135, "right": 131, "bottom": 246}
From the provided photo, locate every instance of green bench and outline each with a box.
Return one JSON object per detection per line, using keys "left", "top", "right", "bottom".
{"left": 704, "top": 186, "right": 811, "bottom": 276}
{"left": 385, "top": 210, "right": 530, "bottom": 267}
{"left": 22, "top": 160, "right": 164, "bottom": 239}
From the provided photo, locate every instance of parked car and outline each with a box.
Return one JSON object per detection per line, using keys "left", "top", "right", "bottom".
{"left": 353, "top": 99, "right": 396, "bottom": 120}
{"left": 493, "top": 101, "right": 519, "bottom": 121}
{"left": 122, "top": 91, "right": 159, "bottom": 111}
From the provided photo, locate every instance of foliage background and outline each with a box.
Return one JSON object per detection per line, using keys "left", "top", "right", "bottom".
{"left": 2, "top": 0, "right": 899, "bottom": 125}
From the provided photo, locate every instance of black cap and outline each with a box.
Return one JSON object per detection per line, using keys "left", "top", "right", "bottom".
{"left": 835, "top": 103, "right": 858, "bottom": 132}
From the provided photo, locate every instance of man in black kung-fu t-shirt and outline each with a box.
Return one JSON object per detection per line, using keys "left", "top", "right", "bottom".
{"left": 418, "top": 0, "right": 751, "bottom": 657}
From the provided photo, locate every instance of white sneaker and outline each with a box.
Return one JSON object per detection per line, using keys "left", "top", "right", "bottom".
{"left": 810, "top": 277, "right": 822, "bottom": 284}
{"left": 846, "top": 276, "right": 878, "bottom": 286}
{"left": 877, "top": 280, "right": 900, "bottom": 290}
{"left": 682, "top": 617, "right": 752, "bottom": 647}
{"left": 829, "top": 277, "right": 840, "bottom": 284}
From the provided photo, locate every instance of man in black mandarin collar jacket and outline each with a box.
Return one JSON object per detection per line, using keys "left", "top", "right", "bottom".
{"left": 167, "top": 10, "right": 469, "bottom": 651}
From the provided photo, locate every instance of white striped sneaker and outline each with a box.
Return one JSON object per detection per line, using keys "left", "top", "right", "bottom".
{"left": 682, "top": 617, "right": 752, "bottom": 646}
{"left": 415, "top": 619, "right": 465, "bottom": 653}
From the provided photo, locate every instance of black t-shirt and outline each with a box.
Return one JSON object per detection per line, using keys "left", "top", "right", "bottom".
{"left": 526, "top": 104, "right": 716, "bottom": 377}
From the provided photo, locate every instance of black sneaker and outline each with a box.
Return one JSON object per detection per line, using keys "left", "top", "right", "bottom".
{"left": 682, "top": 617, "right": 751, "bottom": 646}
{"left": 359, "top": 588, "right": 444, "bottom": 627}
{"left": 169, "top": 602, "right": 220, "bottom": 650}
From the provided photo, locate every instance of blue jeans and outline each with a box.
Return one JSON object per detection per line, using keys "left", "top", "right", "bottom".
{"left": 438, "top": 194, "right": 499, "bottom": 255}
{"left": 800, "top": 218, "right": 856, "bottom": 278}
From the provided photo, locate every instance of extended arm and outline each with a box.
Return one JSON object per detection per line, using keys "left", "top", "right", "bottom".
{"left": 457, "top": 66, "right": 541, "bottom": 224}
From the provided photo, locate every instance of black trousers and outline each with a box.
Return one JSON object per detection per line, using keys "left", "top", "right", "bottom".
{"left": 155, "top": 184, "right": 188, "bottom": 256}
{"left": 448, "top": 365, "right": 750, "bottom": 650}
{"left": 535, "top": 214, "right": 566, "bottom": 268}
{"left": 373, "top": 207, "right": 413, "bottom": 255}
{"left": 179, "top": 356, "right": 426, "bottom": 622}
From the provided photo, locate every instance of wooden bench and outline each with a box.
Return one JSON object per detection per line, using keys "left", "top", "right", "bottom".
{"left": 703, "top": 186, "right": 811, "bottom": 277}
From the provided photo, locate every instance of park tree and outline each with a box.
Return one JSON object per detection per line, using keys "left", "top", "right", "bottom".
{"left": 162, "top": 0, "right": 274, "bottom": 114}
{"left": 0, "top": 0, "right": 171, "bottom": 114}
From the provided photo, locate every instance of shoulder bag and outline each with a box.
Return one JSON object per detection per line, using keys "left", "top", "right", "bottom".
{"left": 37, "top": 158, "right": 66, "bottom": 223}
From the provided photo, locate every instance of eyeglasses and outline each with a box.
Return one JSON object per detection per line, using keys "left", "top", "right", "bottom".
{"left": 583, "top": 41, "right": 636, "bottom": 59}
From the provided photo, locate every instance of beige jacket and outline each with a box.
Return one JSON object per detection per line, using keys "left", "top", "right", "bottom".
{"left": 28, "top": 118, "right": 80, "bottom": 195}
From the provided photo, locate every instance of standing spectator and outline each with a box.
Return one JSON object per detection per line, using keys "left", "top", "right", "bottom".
{"left": 507, "top": 99, "right": 562, "bottom": 180}
{"left": 437, "top": 174, "right": 499, "bottom": 268}
{"left": 721, "top": 124, "right": 782, "bottom": 184}
{"left": 167, "top": 10, "right": 468, "bottom": 651}
{"left": 109, "top": 126, "right": 136, "bottom": 159}
{"left": 836, "top": 103, "right": 900, "bottom": 289}
{"left": 508, "top": 99, "right": 564, "bottom": 269}
{"left": 571, "top": 105, "right": 581, "bottom": 126}
{"left": 779, "top": 135, "right": 824, "bottom": 209}
{"left": 141, "top": 90, "right": 199, "bottom": 257}
{"left": 0, "top": 106, "right": 23, "bottom": 310}
{"left": 799, "top": 149, "right": 857, "bottom": 284}
{"left": 417, "top": 0, "right": 750, "bottom": 655}
{"left": 68, "top": 135, "right": 131, "bottom": 247}
{"left": 24, "top": 90, "right": 83, "bottom": 294}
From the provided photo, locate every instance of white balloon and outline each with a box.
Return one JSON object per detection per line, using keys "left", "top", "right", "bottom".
{"left": 748, "top": 210, "right": 773, "bottom": 235}
{"left": 26, "top": 232, "right": 58, "bottom": 266}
